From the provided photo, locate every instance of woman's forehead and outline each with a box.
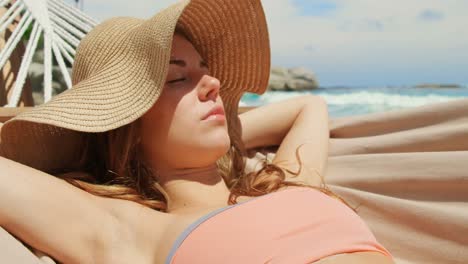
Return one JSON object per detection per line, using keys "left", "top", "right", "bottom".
{"left": 170, "top": 34, "right": 207, "bottom": 67}
{"left": 171, "top": 34, "right": 195, "bottom": 53}
{"left": 171, "top": 33, "right": 206, "bottom": 57}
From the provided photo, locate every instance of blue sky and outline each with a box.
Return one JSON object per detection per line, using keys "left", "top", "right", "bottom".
{"left": 292, "top": 0, "right": 337, "bottom": 16}
{"left": 292, "top": 0, "right": 338, "bottom": 17}
{"left": 66, "top": 0, "right": 468, "bottom": 87}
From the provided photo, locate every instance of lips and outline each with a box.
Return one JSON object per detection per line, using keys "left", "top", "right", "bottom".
{"left": 202, "top": 105, "right": 225, "bottom": 120}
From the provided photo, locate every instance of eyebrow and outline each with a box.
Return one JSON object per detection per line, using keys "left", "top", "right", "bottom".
{"left": 170, "top": 57, "right": 208, "bottom": 68}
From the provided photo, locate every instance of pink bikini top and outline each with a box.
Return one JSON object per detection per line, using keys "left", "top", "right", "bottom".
{"left": 165, "top": 186, "right": 393, "bottom": 263}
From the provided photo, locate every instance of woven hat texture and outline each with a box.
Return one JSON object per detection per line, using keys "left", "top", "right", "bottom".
{"left": 0, "top": 0, "right": 270, "bottom": 172}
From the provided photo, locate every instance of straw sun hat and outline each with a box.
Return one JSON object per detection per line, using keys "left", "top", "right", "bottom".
{"left": 0, "top": 0, "right": 270, "bottom": 172}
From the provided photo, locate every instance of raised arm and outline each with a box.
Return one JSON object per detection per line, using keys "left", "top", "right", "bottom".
{"left": 239, "top": 95, "right": 329, "bottom": 186}
{"left": 0, "top": 156, "right": 119, "bottom": 264}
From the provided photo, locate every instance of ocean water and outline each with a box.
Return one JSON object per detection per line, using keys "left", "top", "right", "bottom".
{"left": 240, "top": 86, "right": 468, "bottom": 118}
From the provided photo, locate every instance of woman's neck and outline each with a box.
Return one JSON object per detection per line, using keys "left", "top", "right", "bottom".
{"left": 157, "top": 164, "right": 232, "bottom": 213}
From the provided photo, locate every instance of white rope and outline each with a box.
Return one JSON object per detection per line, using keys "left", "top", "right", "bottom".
{"left": 23, "top": 0, "right": 53, "bottom": 35}
{"left": 0, "top": 1, "right": 24, "bottom": 34}
{"left": 49, "top": 19, "right": 82, "bottom": 47}
{"left": 52, "top": 23, "right": 80, "bottom": 47}
{"left": 0, "top": 11, "right": 32, "bottom": 72}
{"left": 48, "top": 1, "right": 94, "bottom": 31}
{"left": 48, "top": 1, "right": 94, "bottom": 33}
{"left": 52, "top": 32, "right": 74, "bottom": 66}
{"left": 49, "top": 0, "right": 98, "bottom": 26}
{"left": 43, "top": 29, "right": 52, "bottom": 103}
{"left": 0, "top": 0, "right": 11, "bottom": 8}
{"left": 7, "top": 20, "right": 41, "bottom": 107}
{"left": 54, "top": 33, "right": 75, "bottom": 56}
{"left": 49, "top": 11, "right": 85, "bottom": 39}
{"left": 56, "top": 41, "right": 74, "bottom": 67}
{"left": 0, "top": 0, "right": 21, "bottom": 24}
{"left": 51, "top": 39, "right": 72, "bottom": 89}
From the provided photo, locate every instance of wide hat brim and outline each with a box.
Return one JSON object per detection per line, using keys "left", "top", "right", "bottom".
{"left": 0, "top": 0, "right": 270, "bottom": 172}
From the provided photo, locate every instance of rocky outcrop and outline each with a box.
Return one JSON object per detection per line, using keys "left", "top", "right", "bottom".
{"left": 268, "top": 66, "right": 319, "bottom": 91}
{"left": 414, "top": 83, "right": 462, "bottom": 89}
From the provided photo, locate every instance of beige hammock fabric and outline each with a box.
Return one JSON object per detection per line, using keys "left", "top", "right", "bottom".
{"left": 325, "top": 98, "right": 468, "bottom": 264}
{"left": 1, "top": 97, "right": 468, "bottom": 263}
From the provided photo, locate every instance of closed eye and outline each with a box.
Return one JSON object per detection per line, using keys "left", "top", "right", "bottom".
{"left": 167, "top": 78, "right": 186, "bottom": 84}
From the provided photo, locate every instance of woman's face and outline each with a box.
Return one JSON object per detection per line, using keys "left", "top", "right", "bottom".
{"left": 139, "top": 33, "right": 230, "bottom": 171}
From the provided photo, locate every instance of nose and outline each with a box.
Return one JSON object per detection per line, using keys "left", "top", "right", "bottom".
{"left": 198, "top": 75, "right": 221, "bottom": 102}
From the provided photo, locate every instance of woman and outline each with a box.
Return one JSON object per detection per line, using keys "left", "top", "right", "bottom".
{"left": 0, "top": 0, "right": 394, "bottom": 263}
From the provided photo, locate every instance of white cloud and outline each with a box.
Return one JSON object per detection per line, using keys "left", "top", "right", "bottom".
{"left": 262, "top": 0, "right": 468, "bottom": 85}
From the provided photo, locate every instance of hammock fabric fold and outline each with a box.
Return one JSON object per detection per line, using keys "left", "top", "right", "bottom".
{"left": 325, "top": 98, "right": 468, "bottom": 264}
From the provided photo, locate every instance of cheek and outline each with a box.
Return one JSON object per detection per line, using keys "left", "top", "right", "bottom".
{"left": 140, "top": 117, "right": 167, "bottom": 153}
{"left": 169, "top": 105, "right": 229, "bottom": 150}
{"left": 140, "top": 101, "right": 174, "bottom": 147}
{"left": 193, "top": 116, "right": 231, "bottom": 149}
{"left": 168, "top": 102, "right": 201, "bottom": 141}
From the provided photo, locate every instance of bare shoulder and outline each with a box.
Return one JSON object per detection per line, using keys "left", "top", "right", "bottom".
{"left": 314, "top": 251, "right": 394, "bottom": 264}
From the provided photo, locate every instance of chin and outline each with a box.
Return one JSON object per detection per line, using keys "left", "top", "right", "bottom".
{"left": 208, "top": 130, "right": 231, "bottom": 148}
{"left": 209, "top": 140, "right": 231, "bottom": 155}
{"left": 188, "top": 131, "right": 231, "bottom": 161}
{"left": 203, "top": 139, "right": 231, "bottom": 161}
